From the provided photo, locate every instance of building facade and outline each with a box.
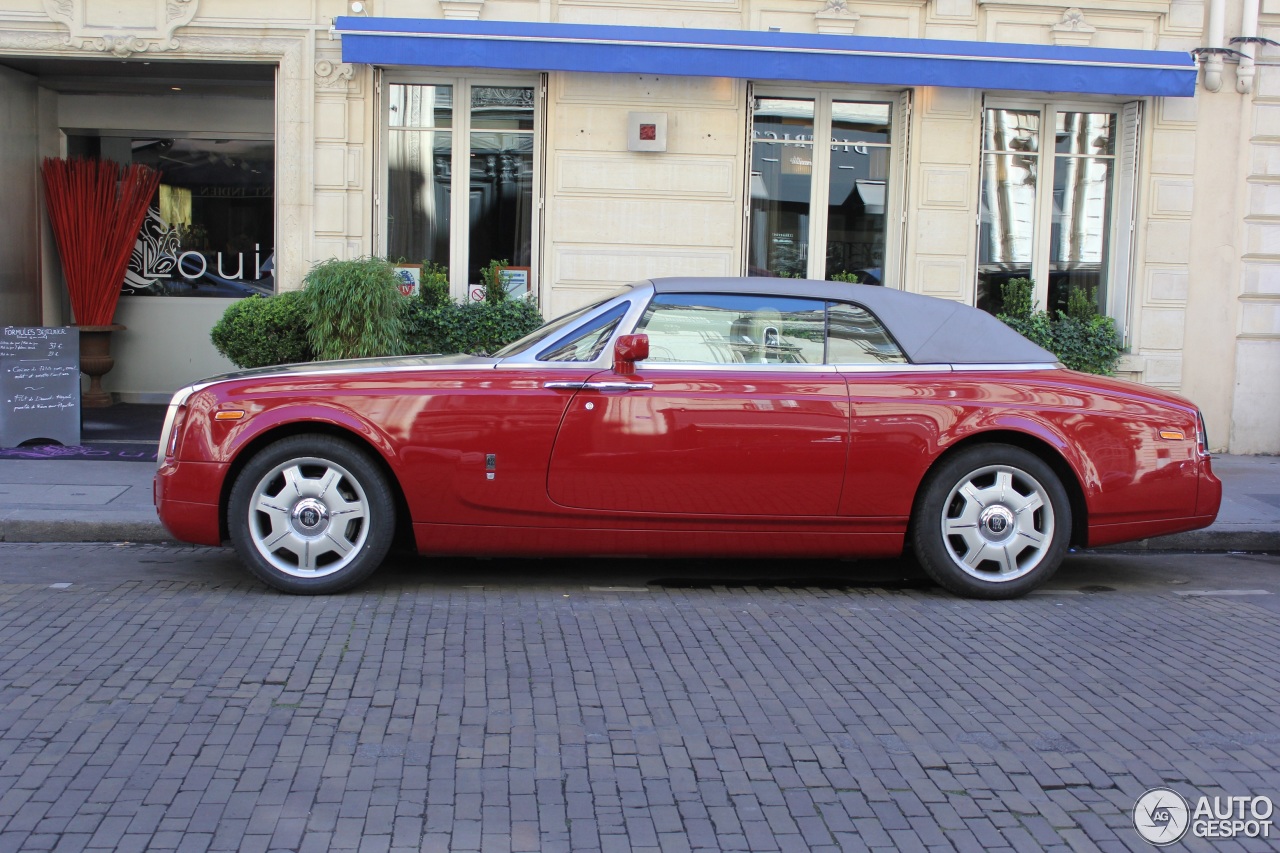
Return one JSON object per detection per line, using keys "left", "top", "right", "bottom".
{"left": 0, "top": 0, "right": 1276, "bottom": 453}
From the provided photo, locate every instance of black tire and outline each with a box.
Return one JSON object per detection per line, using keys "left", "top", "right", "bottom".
{"left": 910, "top": 444, "right": 1072, "bottom": 599}
{"left": 227, "top": 434, "right": 396, "bottom": 594}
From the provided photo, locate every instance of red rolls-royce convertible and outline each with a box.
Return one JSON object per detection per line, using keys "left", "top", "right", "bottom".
{"left": 154, "top": 277, "right": 1220, "bottom": 599}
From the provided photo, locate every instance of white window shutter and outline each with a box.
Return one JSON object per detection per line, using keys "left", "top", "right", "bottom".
{"left": 1111, "top": 100, "right": 1142, "bottom": 343}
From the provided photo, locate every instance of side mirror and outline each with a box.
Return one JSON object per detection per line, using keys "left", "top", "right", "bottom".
{"left": 613, "top": 334, "right": 649, "bottom": 374}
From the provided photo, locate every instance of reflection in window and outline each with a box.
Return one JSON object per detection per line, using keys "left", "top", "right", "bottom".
{"left": 826, "top": 303, "right": 907, "bottom": 364}
{"left": 826, "top": 101, "right": 891, "bottom": 284}
{"left": 88, "top": 135, "right": 276, "bottom": 298}
{"left": 1050, "top": 113, "right": 1115, "bottom": 314}
{"left": 978, "top": 107, "right": 1118, "bottom": 316}
{"left": 387, "top": 84, "right": 453, "bottom": 271}
{"left": 748, "top": 96, "right": 893, "bottom": 283}
{"left": 469, "top": 87, "right": 534, "bottom": 287}
{"left": 538, "top": 303, "right": 629, "bottom": 362}
{"left": 387, "top": 82, "right": 536, "bottom": 292}
{"left": 748, "top": 98, "right": 814, "bottom": 279}
{"left": 978, "top": 109, "right": 1040, "bottom": 314}
{"left": 638, "top": 293, "right": 826, "bottom": 365}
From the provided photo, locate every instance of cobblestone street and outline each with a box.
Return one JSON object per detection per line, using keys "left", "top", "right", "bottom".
{"left": 0, "top": 544, "right": 1277, "bottom": 852}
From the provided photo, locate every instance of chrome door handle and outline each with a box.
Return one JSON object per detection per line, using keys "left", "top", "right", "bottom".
{"left": 582, "top": 381, "right": 654, "bottom": 391}
{"left": 543, "top": 380, "right": 653, "bottom": 392}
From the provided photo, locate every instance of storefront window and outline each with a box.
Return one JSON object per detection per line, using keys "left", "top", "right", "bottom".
{"left": 749, "top": 98, "right": 815, "bottom": 279}
{"left": 827, "top": 101, "right": 891, "bottom": 282}
{"left": 467, "top": 86, "right": 534, "bottom": 288}
{"left": 386, "top": 80, "right": 536, "bottom": 298}
{"left": 103, "top": 136, "right": 275, "bottom": 297}
{"left": 387, "top": 83, "right": 453, "bottom": 271}
{"left": 978, "top": 105, "right": 1124, "bottom": 318}
{"left": 749, "top": 93, "right": 894, "bottom": 284}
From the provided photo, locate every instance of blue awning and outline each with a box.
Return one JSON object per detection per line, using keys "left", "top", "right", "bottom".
{"left": 333, "top": 18, "right": 1197, "bottom": 98}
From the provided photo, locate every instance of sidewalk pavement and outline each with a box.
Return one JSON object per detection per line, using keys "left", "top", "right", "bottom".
{"left": 0, "top": 453, "right": 1276, "bottom": 552}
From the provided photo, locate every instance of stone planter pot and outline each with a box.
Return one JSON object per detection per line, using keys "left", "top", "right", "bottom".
{"left": 77, "top": 324, "right": 125, "bottom": 408}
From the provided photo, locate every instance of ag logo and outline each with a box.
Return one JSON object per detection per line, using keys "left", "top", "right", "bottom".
{"left": 1134, "top": 787, "right": 1190, "bottom": 845}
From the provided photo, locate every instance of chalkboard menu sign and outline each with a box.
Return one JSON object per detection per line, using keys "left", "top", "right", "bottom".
{"left": 1, "top": 327, "right": 80, "bottom": 448}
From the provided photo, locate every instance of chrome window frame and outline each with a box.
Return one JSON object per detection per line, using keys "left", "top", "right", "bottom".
{"left": 493, "top": 281, "right": 1063, "bottom": 374}
{"left": 493, "top": 283, "right": 652, "bottom": 369}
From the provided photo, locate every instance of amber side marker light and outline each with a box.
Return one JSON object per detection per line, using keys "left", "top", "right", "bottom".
{"left": 215, "top": 410, "right": 246, "bottom": 421}
{"left": 1159, "top": 429, "right": 1186, "bottom": 441}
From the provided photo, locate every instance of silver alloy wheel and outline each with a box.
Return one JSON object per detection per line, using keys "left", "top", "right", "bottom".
{"left": 939, "top": 463, "right": 1055, "bottom": 582}
{"left": 246, "top": 455, "right": 371, "bottom": 578}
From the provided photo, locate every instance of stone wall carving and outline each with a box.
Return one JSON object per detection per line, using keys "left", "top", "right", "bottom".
{"left": 316, "top": 59, "right": 356, "bottom": 90}
{"left": 440, "top": 0, "right": 485, "bottom": 20}
{"left": 815, "top": 0, "right": 859, "bottom": 36}
{"left": 39, "top": 0, "right": 200, "bottom": 56}
{"left": 1051, "top": 7, "right": 1096, "bottom": 46}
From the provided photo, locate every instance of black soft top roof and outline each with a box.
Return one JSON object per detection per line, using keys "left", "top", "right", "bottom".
{"left": 646, "top": 277, "right": 1058, "bottom": 366}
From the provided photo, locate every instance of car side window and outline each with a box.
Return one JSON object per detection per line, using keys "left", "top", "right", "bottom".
{"left": 637, "top": 293, "right": 826, "bottom": 365}
{"left": 537, "top": 303, "right": 630, "bottom": 362}
{"left": 826, "top": 302, "right": 908, "bottom": 364}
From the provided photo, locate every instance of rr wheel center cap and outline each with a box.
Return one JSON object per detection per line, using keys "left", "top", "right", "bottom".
{"left": 979, "top": 505, "right": 1016, "bottom": 541}
{"left": 292, "top": 498, "right": 330, "bottom": 534}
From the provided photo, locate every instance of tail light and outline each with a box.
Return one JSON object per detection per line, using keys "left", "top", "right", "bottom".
{"left": 1197, "top": 410, "right": 1210, "bottom": 456}
{"left": 159, "top": 401, "right": 188, "bottom": 466}
{"left": 168, "top": 406, "right": 188, "bottom": 457}
{"left": 158, "top": 381, "right": 212, "bottom": 468}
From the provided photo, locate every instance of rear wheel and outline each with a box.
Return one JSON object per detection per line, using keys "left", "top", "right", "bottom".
{"left": 911, "top": 444, "right": 1071, "bottom": 599}
{"left": 228, "top": 435, "right": 395, "bottom": 594}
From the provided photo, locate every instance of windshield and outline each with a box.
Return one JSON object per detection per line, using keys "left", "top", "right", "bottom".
{"left": 492, "top": 288, "right": 632, "bottom": 358}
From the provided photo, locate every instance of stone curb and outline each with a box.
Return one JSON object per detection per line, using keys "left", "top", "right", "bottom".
{"left": 0, "top": 519, "right": 172, "bottom": 544}
{"left": 1, "top": 520, "right": 1276, "bottom": 554}
{"left": 1094, "top": 529, "right": 1280, "bottom": 553}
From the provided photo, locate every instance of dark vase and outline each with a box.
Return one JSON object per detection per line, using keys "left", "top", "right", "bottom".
{"left": 77, "top": 324, "right": 125, "bottom": 408}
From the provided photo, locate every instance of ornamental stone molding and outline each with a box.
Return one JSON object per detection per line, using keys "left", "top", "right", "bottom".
{"left": 315, "top": 59, "right": 356, "bottom": 89}
{"left": 1051, "top": 7, "right": 1096, "bottom": 46}
{"left": 40, "top": 0, "right": 200, "bottom": 56}
{"left": 815, "top": 0, "right": 859, "bottom": 35}
{"left": 439, "top": 0, "right": 485, "bottom": 21}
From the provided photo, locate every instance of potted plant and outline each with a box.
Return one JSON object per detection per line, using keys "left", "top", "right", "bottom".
{"left": 40, "top": 157, "right": 160, "bottom": 406}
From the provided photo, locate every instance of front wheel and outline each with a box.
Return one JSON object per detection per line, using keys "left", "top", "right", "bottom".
{"left": 227, "top": 435, "right": 396, "bottom": 594}
{"left": 910, "top": 444, "right": 1072, "bottom": 599}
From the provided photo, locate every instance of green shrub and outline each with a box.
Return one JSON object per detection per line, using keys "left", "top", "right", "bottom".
{"left": 419, "top": 261, "right": 450, "bottom": 308}
{"left": 1064, "top": 283, "right": 1098, "bottom": 322}
{"left": 1051, "top": 313, "right": 1123, "bottom": 375}
{"left": 303, "top": 257, "right": 405, "bottom": 360}
{"left": 404, "top": 297, "right": 543, "bottom": 356}
{"left": 1000, "top": 277, "right": 1036, "bottom": 321}
{"left": 997, "top": 279, "right": 1122, "bottom": 376}
{"left": 210, "top": 291, "right": 314, "bottom": 369}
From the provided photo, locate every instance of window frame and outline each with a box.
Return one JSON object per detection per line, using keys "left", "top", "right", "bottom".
{"left": 977, "top": 96, "right": 1141, "bottom": 335}
{"left": 746, "top": 84, "right": 909, "bottom": 287}
{"left": 378, "top": 71, "right": 544, "bottom": 303}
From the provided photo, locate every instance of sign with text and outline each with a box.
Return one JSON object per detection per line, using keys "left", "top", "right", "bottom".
{"left": 498, "top": 267, "right": 531, "bottom": 297}
{"left": 1, "top": 327, "right": 80, "bottom": 448}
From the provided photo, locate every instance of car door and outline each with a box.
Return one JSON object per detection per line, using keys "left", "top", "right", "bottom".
{"left": 423, "top": 302, "right": 634, "bottom": 523}
{"left": 546, "top": 292, "right": 850, "bottom": 517}
{"left": 823, "top": 299, "right": 940, "bottom": 520}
